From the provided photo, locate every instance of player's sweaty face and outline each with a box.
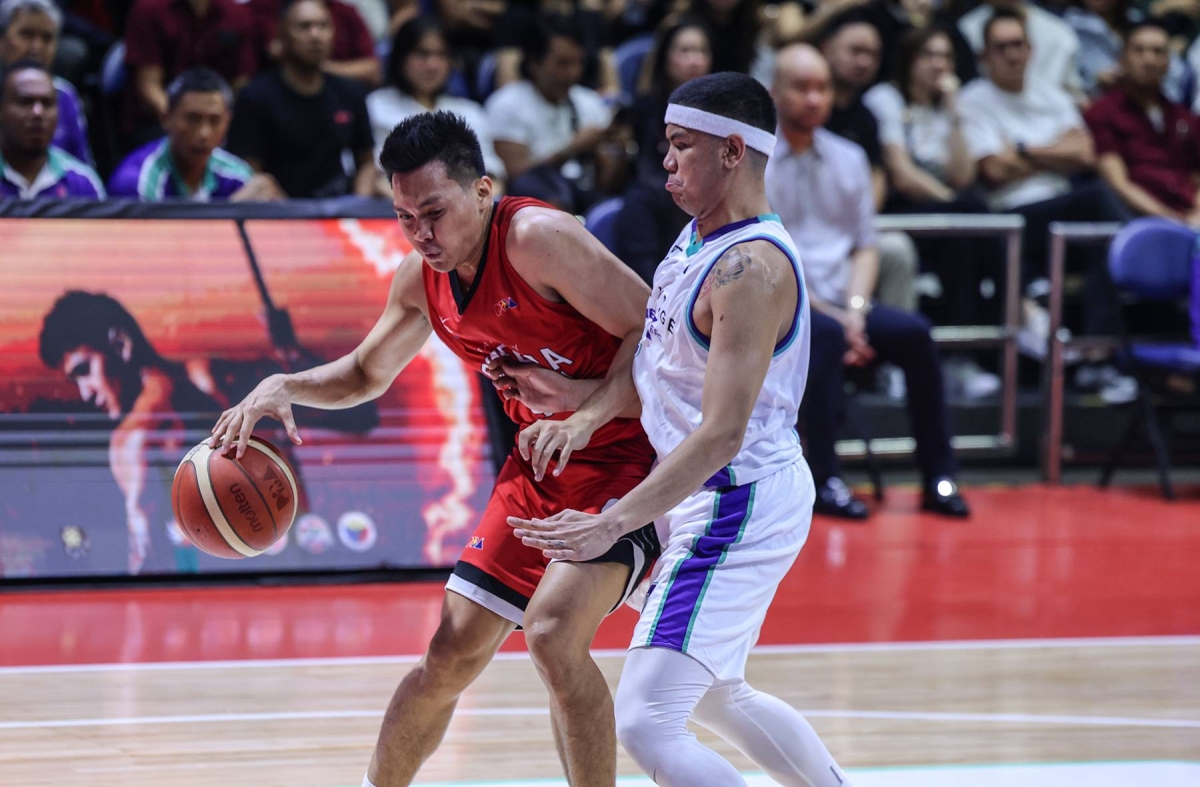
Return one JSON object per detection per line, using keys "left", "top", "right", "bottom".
{"left": 61, "top": 347, "right": 123, "bottom": 420}
{"left": 392, "top": 162, "right": 487, "bottom": 272}
{"left": 662, "top": 125, "right": 723, "bottom": 216}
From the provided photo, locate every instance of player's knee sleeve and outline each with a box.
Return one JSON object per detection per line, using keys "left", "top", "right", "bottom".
{"left": 615, "top": 647, "right": 711, "bottom": 763}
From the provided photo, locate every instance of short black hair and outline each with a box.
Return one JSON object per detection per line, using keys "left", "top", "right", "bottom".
{"left": 817, "top": 8, "right": 877, "bottom": 48}
{"left": 522, "top": 13, "right": 584, "bottom": 66}
{"left": 1125, "top": 17, "right": 1171, "bottom": 43}
{"left": 378, "top": 110, "right": 485, "bottom": 185}
{"left": 38, "top": 291, "right": 154, "bottom": 370}
{"left": 983, "top": 8, "right": 1027, "bottom": 48}
{"left": 166, "top": 67, "right": 232, "bottom": 113}
{"left": 386, "top": 16, "right": 447, "bottom": 97}
{"left": 668, "top": 72, "right": 777, "bottom": 136}
{"left": 0, "top": 57, "right": 49, "bottom": 101}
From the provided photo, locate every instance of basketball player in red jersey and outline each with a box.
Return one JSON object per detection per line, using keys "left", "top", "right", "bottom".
{"left": 208, "top": 110, "right": 657, "bottom": 786}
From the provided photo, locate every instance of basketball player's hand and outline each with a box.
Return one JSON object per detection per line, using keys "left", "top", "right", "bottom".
{"left": 209, "top": 374, "right": 302, "bottom": 459}
{"left": 507, "top": 508, "right": 619, "bottom": 561}
{"left": 517, "top": 416, "right": 597, "bottom": 482}
{"left": 484, "top": 359, "right": 573, "bottom": 414}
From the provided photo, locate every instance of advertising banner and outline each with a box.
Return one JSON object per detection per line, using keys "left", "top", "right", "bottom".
{"left": 0, "top": 218, "right": 494, "bottom": 578}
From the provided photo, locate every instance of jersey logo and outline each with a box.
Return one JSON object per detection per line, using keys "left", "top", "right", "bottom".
{"left": 494, "top": 296, "right": 518, "bottom": 316}
{"left": 468, "top": 536, "right": 485, "bottom": 550}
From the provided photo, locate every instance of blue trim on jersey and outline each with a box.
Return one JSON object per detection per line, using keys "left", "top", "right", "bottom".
{"left": 647, "top": 483, "right": 755, "bottom": 652}
{"left": 705, "top": 464, "right": 738, "bottom": 488}
{"left": 683, "top": 232, "right": 807, "bottom": 357}
{"left": 684, "top": 213, "right": 782, "bottom": 257}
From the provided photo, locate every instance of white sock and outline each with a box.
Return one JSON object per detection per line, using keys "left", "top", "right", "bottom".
{"left": 361, "top": 775, "right": 378, "bottom": 787}
{"left": 694, "top": 680, "right": 851, "bottom": 787}
{"left": 615, "top": 646, "right": 748, "bottom": 786}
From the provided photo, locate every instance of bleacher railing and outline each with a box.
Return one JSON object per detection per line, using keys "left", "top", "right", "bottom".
{"left": 1040, "top": 222, "right": 1124, "bottom": 483}
{"left": 836, "top": 214, "right": 1024, "bottom": 460}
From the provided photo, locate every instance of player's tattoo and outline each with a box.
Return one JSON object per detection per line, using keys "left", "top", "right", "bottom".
{"left": 699, "top": 247, "right": 751, "bottom": 298}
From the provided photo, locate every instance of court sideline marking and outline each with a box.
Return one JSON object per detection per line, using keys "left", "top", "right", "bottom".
{"left": 2, "top": 706, "right": 1198, "bottom": 732}
{"left": 1, "top": 635, "right": 1197, "bottom": 675}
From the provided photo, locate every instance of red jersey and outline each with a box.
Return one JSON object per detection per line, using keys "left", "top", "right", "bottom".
{"left": 423, "top": 196, "right": 653, "bottom": 464}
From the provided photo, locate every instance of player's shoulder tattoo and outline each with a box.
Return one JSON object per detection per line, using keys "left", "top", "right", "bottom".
{"left": 698, "top": 244, "right": 766, "bottom": 299}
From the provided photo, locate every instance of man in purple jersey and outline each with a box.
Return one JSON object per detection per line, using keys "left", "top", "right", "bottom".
{"left": 109, "top": 68, "right": 284, "bottom": 201}
{"left": 0, "top": 61, "right": 102, "bottom": 198}
{"left": 0, "top": 0, "right": 92, "bottom": 164}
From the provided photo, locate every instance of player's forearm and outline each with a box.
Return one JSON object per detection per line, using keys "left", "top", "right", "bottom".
{"left": 606, "top": 421, "right": 743, "bottom": 535}
{"left": 282, "top": 353, "right": 378, "bottom": 409}
{"left": 565, "top": 329, "right": 642, "bottom": 428}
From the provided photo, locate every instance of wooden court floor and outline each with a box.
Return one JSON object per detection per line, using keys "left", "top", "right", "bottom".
{"left": 1, "top": 485, "right": 1198, "bottom": 786}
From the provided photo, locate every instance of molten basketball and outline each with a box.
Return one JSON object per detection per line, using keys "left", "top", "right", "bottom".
{"left": 171, "top": 437, "right": 298, "bottom": 559}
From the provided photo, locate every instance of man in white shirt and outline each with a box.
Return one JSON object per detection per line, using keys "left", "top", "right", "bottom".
{"left": 767, "top": 44, "right": 968, "bottom": 521}
{"left": 959, "top": 9, "right": 1128, "bottom": 337}
{"left": 485, "top": 15, "right": 614, "bottom": 213}
{"left": 958, "top": 0, "right": 1084, "bottom": 99}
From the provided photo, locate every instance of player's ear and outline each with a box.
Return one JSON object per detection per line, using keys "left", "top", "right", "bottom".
{"left": 725, "top": 136, "right": 747, "bottom": 169}
{"left": 476, "top": 175, "right": 493, "bottom": 205}
{"left": 107, "top": 328, "right": 134, "bottom": 362}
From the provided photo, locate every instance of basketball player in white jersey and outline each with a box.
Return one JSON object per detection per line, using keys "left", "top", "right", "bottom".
{"left": 508, "top": 72, "right": 851, "bottom": 786}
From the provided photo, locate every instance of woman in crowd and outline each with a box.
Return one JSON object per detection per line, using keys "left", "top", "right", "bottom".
{"left": 864, "top": 26, "right": 1000, "bottom": 398}
{"left": 614, "top": 17, "right": 713, "bottom": 283}
{"left": 367, "top": 16, "right": 506, "bottom": 181}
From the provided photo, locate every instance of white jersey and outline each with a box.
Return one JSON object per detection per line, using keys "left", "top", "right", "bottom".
{"left": 632, "top": 213, "right": 809, "bottom": 488}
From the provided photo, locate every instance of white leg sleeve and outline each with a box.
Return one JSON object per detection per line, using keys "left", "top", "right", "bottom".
{"left": 615, "top": 646, "right": 748, "bottom": 786}
{"left": 693, "top": 680, "right": 852, "bottom": 787}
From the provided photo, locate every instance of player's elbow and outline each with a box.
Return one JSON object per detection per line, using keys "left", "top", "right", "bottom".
{"left": 703, "top": 423, "right": 746, "bottom": 469}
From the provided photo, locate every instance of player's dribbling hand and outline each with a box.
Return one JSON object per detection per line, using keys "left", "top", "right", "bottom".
{"left": 506, "top": 508, "right": 621, "bottom": 562}
{"left": 209, "top": 374, "right": 301, "bottom": 459}
{"left": 517, "top": 416, "right": 597, "bottom": 482}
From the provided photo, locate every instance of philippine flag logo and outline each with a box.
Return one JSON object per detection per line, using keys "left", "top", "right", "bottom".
{"left": 494, "top": 296, "right": 518, "bottom": 316}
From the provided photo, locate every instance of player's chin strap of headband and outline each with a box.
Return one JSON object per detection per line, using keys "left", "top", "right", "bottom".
{"left": 664, "top": 104, "right": 777, "bottom": 156}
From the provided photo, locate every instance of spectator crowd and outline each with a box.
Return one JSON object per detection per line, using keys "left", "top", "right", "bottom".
{"left": 3, "top": 0, "right": 1199, "bottom": 516}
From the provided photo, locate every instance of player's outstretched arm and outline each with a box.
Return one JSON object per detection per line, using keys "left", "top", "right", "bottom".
{"left": 511, "top": 241, "right": 795, "bottom": 559}
{"left": 506, "top": 208, "right": 652, "bottom": 480}
{"left": 210, "top": 252, "right": 432, "bottom": 457}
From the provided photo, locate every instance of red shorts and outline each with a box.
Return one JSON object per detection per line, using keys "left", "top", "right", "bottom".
{"left": 447, "top": 449, "right": 659, "bottom": 627}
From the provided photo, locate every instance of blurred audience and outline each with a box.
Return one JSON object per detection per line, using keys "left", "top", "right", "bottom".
{"left": 0, "top": 60, "right": 103, "bottom": 198}
{"left": 768, "top": 43, "right": 968, "bottom": 520}
{"left": 1086, "top": 19, "right": 1200, "bottom": 222}
{"left": 249, "top": 0, "right": 381, "bottom": 87}
{"left": 227, "top": 0, "right": 376, "bottom": 198}
{"left": 368, "top": 16, "right": 504, "bottom": 181}
{"left": 961, "top": 10, "right": 1133, "bottom": 401}
{"left": 486, "top": 14, "right": 619, "bottom": 212}
{"left": 819, "top": 14, "right": 920, "bottom": 314}
{"left": 864, "top": 25, "right": 1000, "bottom": 397}
{"left": 614, "top": 17, "right": 712, "bottom": 283}
{"left": 108, "top": 68, "right": 283, "bottom": 201}
{"left": 864, "top": 26, "right": 977, "bottom": 209}
{"left": 491, "top": 0, "right": 619, "bottom": 98}
{"left": 0, "top": 0, "right": 91, "bottom": 164}
{"left": 124, "top": 0, "right": 257, "bottom": 142}
{"left": 798, "top": 0, "right": 977, "bottom": 85}
{"left": 958, "top": 0, "right": 1085, "bottom": 100}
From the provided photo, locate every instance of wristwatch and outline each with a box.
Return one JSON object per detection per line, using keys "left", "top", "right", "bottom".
{"left": 848, "top": 295, "right": 873, "bottom": 315}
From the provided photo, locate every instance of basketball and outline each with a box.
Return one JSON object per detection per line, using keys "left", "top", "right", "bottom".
{"left": 171, "top": 437, "right": 299, "bottom": 559}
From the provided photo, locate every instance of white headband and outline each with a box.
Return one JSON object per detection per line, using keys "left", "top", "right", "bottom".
{"left": 664, "top": 104, "right": 776, "bottom": 155}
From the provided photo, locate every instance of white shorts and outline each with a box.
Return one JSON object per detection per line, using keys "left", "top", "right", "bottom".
{"left": 629, "top": 460, "right": 815, "bottom": 682}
